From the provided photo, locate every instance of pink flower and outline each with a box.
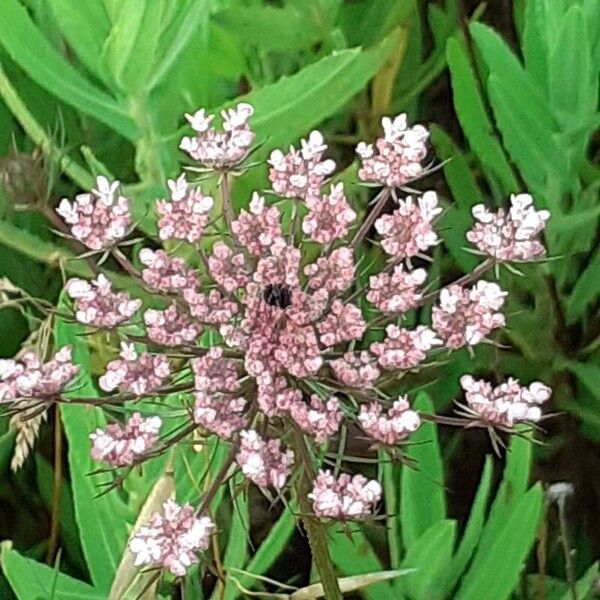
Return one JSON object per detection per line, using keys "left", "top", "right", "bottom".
{"left": 0, "top": 347, "right": 79, "bottom": 401}
{"left": 180, "top": 103, "right": 254, "bottom": 169}
{"left": 304, "top": 247, "right": 355, "bottom": 293}
{"left": 129, "top": 500, "right": 214, "bottom": 576}
{"left": 268, "top": 130, "right": 335, "bottom": 199}
{"left": 358, "top": 397, "right": 421, "bottom": 445}
{"left": 56, "top": 176, "right": 131, "bottom": 251}
{"left": 330, "top": 351, "right": 381, "bottom": 388}
{"left": 157, "top": 174, "right": 213, "bottom": 243}
{"left": 459, "top": 375, "right": 551, "bottom": 427}
{"left": 192, "top": 347, "right": 239, "bottom": 393}
{"left": 66, "top": 274, "right": 141, "bottom": 328}
{"left": 289, "top": 395, "right": 343, "bottom": 443}
{"left": 467, "top": 194, "right": 550, "bottom": 261}
{"left": 99, "top": 343, "right": 170, "bottom": 395}
{"left": 375, "top": 191, "right": 441, "bottom": 259}
{"left": 356, "top": 114, "right": 429, "bottom": 188}
{"left": 184, "top": 288, "right": 238, "bottom": 325}
{"left": 256, "top": 374, "right": 302, "bottom": 416}
{"left": 309, "top": 470, "right": 382, "bottom": 519}
{"left": 194, "top": 392, "right": 247, "bottom": 439}
{"left": 432, "top": 282, "right": 507, "bottom": 348}
{"left": 144, "top": 304, "right": 201, "bottom": 347}
{"left": 317, "top": 301, "right": 366, "bottom": 346}
{"left": 208, "top": 243, "right": 250, "bottom": 292}
{"left": 302, "top": 183, "right": 356, "bottom": 243}
{"left": 90, "top": 412, "right": 161, "bottom": 467}
{"left": 367, "top": 265, "right": 426, "bottom": 314}
{"left": 236, "top": 430, "right": 294, "bottom": 489}
{"left": 370, "top": 325, "right": 440, "bottom": 370}
{"left": 139, "top": 249, "right": 199, "bottom": 293}
{"left": 232, "top": 193, "right": 284, "bottom": 256}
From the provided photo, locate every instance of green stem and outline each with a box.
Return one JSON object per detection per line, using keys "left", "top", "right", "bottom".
{"left": 380, "top": 450, "right": 402, "bottom": 568}
{"left": 292, "top": 427, "right": 342, "bottom": 600}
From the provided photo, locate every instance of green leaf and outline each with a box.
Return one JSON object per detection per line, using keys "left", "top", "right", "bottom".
{"left": 400, "top": 392, "right": 446, "bottom": 548}
{"left": 329, "top": 524, "right": 396, "bottom": 600}
{"left": 2, "top": 544, "right": 104, "bottom": 600}
{"left": 47, "top": 0, "right": 112, "bottom": 83}
{"left": 566, "top": 247, "right": 600, "bottom": 322}
{"left": 399, "top": 519, "right": 456, "bottom": 600}
{"left": 445, "top": 36, "right": 518, "bottom": 193}
{"left": 55, "top": 302, "right": 132, "bottom": 592}
{"left": 438, "top": 456, "right": 494, "bottom": 596}
{"left": 561, "top": 360, "right": 600, "bottom": 401}
{"left": 558, "top": 561, "right": 599, "bottom": 600}
{"left": 0, "top": 0, "right": 137, "bottom": 140}
{"left": 456, "top": 485, "right": 544, "bottom": 600}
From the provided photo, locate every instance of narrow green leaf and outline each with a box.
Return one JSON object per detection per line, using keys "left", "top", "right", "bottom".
{"left": 399, "top": 520, "right": 457, "bottom": 600}
{"left": 566, "top": 247, "right": 600, "bottom": 322}
{"left": 0, "top": 0, "right": 137, "bottom": 140}
{"left": 558, "top": 561, "right": 599, "bottom": 600}
{"left": 456, "top": 485, "right": 544, "bottom": 600}
{"left": 400, "top": 392, "right": 446, "bottom": 548}
{"left": 2, "top": 544, "right": 104, "bottom": 600}
{"left": 438, "top": 456, "right": 494, "bottom": 596}
{"left": 561, "top": 360, "right": 600, "bottom": 401}
{"left": 445, "top": 36, "right": 518, "bottom": 192}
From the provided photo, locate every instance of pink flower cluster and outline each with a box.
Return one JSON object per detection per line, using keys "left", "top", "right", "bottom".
{"left": 143, "top": 304, "right": 201, "bottom": 346}
{"left": 157, "top": 174, "right": 214, "bottom": 243}
{"left": 90, "top": 412, "right": 161, "bottom": 467}
{"left": 231, "top": 193, "right": 283, "bottom": 255}
{"left": 180, "top": 103, "right": 255, "bottom": 169}
{"left": 99, "top": 343, "right": 170, "bottom": 395}
{"left": 460, "top": 375, "right": 551, "bottom": 427}
{"left": 371, "top": 325, "right": 440, "bottom": 370}
{"left": 236, "top": 430, "right": 294, "bottom": 490}
{"left": 330, "top": 351, "right": 381, "bottom": 388}
{"left": 140, "top": 249, "right": 199, "bottom": 293}
{"left": 375, "top": 191, "right": 441, "bottom": 259}
{"left": 302, "top": 183, "right": 356, "bottom": 244}
{"left": 358, "top": 397, "right": 421, "bottom": 445}
{"left": 356, "top": 114, "right": 429, "bottom": 187}
{"left": 467, "top": 194, "right": 550, "bottom": 261}
{"left": 367, "top": 265, "right": 426, "bottom": 313}
{"left": 66, "top": 274, "right": 141, "bottom": 328}
{"left": 268, "top": 130, "right": 335, "bottom": 199}
{"left": 56, "top": 176, "right": 131, "bottom": 250}
{"left": 309, "top": 470, "right": 382, "bottom": 519}
{"left": 129, "top": 500, "right": 214, "bottom": 576}
{"left": 432, "top": 282, "right": 507, "bottom": 348}
{"left": 289, "top": 395, "right": 343, "bottom": 443}
{"left": 0, "top": 347, "right": 78, "bottom": 401}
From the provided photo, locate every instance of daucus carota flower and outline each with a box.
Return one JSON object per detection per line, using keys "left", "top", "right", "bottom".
{"left": 90, "top": 412, "right": 161, "bottom": 467}
{"left": 0, "top": 347, "right": 78, "bottom": 401}
{"left": 289, "top": 395, "right": 343, "bottom": 444}
{"left": 330, "top": 351, "right": 381, "bottom": 388}
{"left": 139, "top": 249, "right": 199, "bottom": 293}
{"left": 358, "top": 397, "right": 421, "bottom": 445}
{"left": 309, "top": 469, "right": 382, "bottom": 519}
{"left": 367, "top": 265, "right": 427, "bottom": 314}
{"left": 236, "top": 429, "right": 294, "bottom": 490}
{"left": 467, "top": 193, "right": 550, "bottom": 261}
{"left": 180, "top": 103, "right": 254, "bottom": 169}
{"left": 231, "top": 193, "right": 283, "bottom": 255}
{"left": 56, "top": 176, "right": 131, "bottom": 251}
{"left": 66, "top": 274, "right": 141, "bottom": 328}
{"left": 157, "top": 174, "right": 213, "bottom": 243}
{"left": 356, "top": 114, "right": 429, "bottom": 188}
{"left": 129, "top": 500, "right": 214, "bottom": 577}
{"left": 99, "top": 343, "right": 170, "bottom": 395}
{"left": 370, "top": 325, "right": 440, "bottom": 370}
{"left": 304, "top": 246, "right": 355, "bottom": 293}
{"left": 459, "top": 375, "right": 551, "bottom": 427}
{"left": 268, "top": 130, "right": 335, "bottom": 199}
{"left": 432, "top": 281, "right": 507, "bottom": 348}
{"left": 144, "top": 303, "right": 201, "bottom": 347}
{"left": 194, "top": 392, "right": 247, "bottom": 439}
{"left": 317, "top": 300, "right": 366, "bottom": 346}
{"left": 302, "top": 183, "right": 356, "bottom": 244}
{"left": 192, "top": 347, "right": 239, "bottom": 393}
{"left": 374, "top": 191, "right": 442, "bottom": 259}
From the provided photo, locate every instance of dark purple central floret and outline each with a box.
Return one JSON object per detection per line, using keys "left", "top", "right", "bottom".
{"left": 263, "top": 283, "right": 293, "bottom": 309}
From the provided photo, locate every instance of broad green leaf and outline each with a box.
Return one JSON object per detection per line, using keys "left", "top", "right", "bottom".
{"left": 400, "top": 392, "right": 446, "bottom": 548}
{"left": 566, "top": 247, "right": 600, "bottom": 322}
{"left": 456, "top": 485, "right": 544, "bottom": 600}
{"left": 47, "top": 0, "right": 112, "bottom": 83}
{"left": 0, "top": 0, "right": 137, "bottom": 140}
{"left": 228, "top": 504, "right": 297, "bottom": 600}
{"left": 55, "top": 303, "right": 132, "bottom": 592}
{"left": 399, "top": 519, "right": 457, "bottom": 600}
{"left": 438, "top": 456, "right": 493, "bottom": 596}
{"left": 329, "top": 524, "right": 396, "bottom": 600}
{"left": 558, "top": 561, "right": 599, "bottom": 600}
{"left": 445, "top": 36, "right": 518, "bottom": 193}
{"left": 561, "top": 360, "right": 600, "bottom": 401}
{"left": 2, "top": 543, "right": 104, "bottom": 600}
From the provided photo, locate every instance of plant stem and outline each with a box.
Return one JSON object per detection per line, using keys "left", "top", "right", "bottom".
{"left": 45, "top": 405, "right": 62, "bottom": 565}
{"left": 351, "top": 187, "right": 391, "bottom": 249}
{"left": 557, "top": 497, "right": 577, "bottom": 600}
{"left": 292, "top": 427, "right": 342, "bottom": 600}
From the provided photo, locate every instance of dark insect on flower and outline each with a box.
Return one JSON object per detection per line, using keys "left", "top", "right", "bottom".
{"left": 262, "top": 283, "right": 293, "bottom": 309}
